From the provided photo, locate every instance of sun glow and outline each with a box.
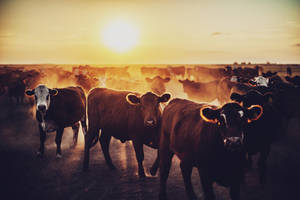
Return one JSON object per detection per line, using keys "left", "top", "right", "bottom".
{"left": 102, "top": 20, "right": 139, "bottom": 53}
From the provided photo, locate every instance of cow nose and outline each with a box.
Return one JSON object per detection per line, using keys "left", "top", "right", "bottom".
{"left": 38, "top": 105, "right": 46, "bottom": 112}
{"left": 224, "top": 137, "right": 243, "bottom": 150}
{"left": 145, "top": 119, "right": 156, "bottom": 127}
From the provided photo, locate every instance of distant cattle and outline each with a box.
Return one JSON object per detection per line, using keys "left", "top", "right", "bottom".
{"left": 186, "top": 66, "right": 226, "bottom": 82}
{"left": 74, "top": 74, "right": 99, "bottom": 92}
{"left": 231, "top": 90, "right": 280, "bottom": 184}
{"left": 179, "top": 79, "right": 219, "bottom": 103}
{"left": 83, "top": 88, "right": 171, "bottom": 177}
{"left": 157, "top": 99, "right": 262, "bottom": 200}
{"left": 285, "top": 76, "right": 300, "bottom": 86}
{"left": 141, "top": 67, "right": 171, "bottom": 78}
{"left": 167, "top": 66, "right": 185, "bottom": 78}
{"left": 26, "top": 85, "right": 87, "bottom": 158}
{"left": 146, "top": 76, "right": 170, "bottom": 95}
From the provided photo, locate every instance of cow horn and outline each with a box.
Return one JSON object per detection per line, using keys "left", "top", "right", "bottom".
{"left": 247, "top": 104, "right": 263, "bottom": 123}
{"left": 200, "top": 106, "right": 218, "bottom": 124}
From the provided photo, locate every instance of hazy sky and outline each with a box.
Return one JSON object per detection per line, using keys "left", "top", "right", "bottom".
{"left": 0, "top": 0, "right": 299, "bottom": 64}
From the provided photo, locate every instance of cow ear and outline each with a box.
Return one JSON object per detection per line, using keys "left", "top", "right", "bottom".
{"left": 247, "top": 105, "right": 263, "bottom": 123}
{"left": 164, "top": 77, "right": 171, "bottom": 82}
{"left": 126, "top": 93, "right": 140, "bottom": 105}
{"left": 49, "top": 89, "right": 58, "bottom": 96}
{"left": 25, "top": 89, "right": 35, "bottom": 96}
{"left": 145, "top": 78, "right": 152, "bottom": 83}
{"left": 158, "top": 93, "right": 171, "bottom": 103}
{"left": 200, "top": 107, "right": 219, "bottom": 123}
{"left": 230, "top": 93, "right": 243, "bottom": 103}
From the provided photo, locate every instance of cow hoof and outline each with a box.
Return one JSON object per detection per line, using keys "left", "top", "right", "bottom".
{"left": 138, "top": 171, "right": 146, "bottom": 179}
{"left": 56, "top": 154, "right": 62, "bottom": 159}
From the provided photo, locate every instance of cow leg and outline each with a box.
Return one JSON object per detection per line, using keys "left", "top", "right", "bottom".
{"left": 150, "top": 150, "right": 159, "bottom": 176}
{"left": 198, "top": 168, "right": 215, "bottom": 200}
{"left": 70, "top": 122, "right": 80, "bottom": 148}
{"left": 159, "top": 139, "right": 174, "bottom": 200}
{"left": 99, "top": 132, "right": 115, "bottom": 170}
{"left": 246, "top": 153, "right": 253, "bottom": 169}
{"left": 80, "top": 115, "right": 88, "bottom": 136}
{"left": 132, "top": 140, "right": 145, "bottom": 178}
{"left": 180, "top": 162, "right": 197, "bottom": 200}
{"left": 258, "top": 146, "right": 270, "bottom": 185}
{"left": 83, "top": 126, "right": 99, "bottom": 171}
{"left": 230, "top": 184, "right": 240, "bottom": 200}
{"left": 37, "top": 126, "right": 46, "bottom": 157}
{"left": 55, "top": 128, "right": 64, "bottom": 158}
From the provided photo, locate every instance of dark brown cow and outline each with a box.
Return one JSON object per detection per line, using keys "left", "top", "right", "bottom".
{"left": 158, "top": 99, "right": 263, "bottom": 200}
{"left": 179, "top": 79, "right": 219, "bottom": 103}
{"left": 231, "top": 90, "right": 280, "bottom": 184}
{"left": 146, "top": 76, "right": 170, "bottom": 95}
{"left": 25, "top": 85, "right": 87, "bottom": 158}
{"left": 83, "top": 88, "right": 171, "bottom": 177}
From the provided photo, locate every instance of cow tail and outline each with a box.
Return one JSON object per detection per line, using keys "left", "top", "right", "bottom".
{"left": 90, "top": 131, "right": 100, "bottom": 148}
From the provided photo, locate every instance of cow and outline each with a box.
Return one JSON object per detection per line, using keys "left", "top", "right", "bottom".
{"left": 230, "top": 90, "right": 280, "bottom": 184}
{"left": 25, "top": 85, "right": 87, "bottom": 158}
{"left": 179, "top": 79, "right": 219, "bottom": 103}
{"left": 157, "top": 99, "right": 263, "bottom": 200}
{"left": 285, "top": 75, "right": 300, "bottom": 86}
{"left": 146, "top": 76, "right": 171, "bottom": 95}
{"left": 83, "top": 88, "right": 171, "bottom": 177}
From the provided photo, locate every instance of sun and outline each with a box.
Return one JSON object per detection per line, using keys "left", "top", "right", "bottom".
{"left": 102, "top": 20, "right": 139, "bottom": 53}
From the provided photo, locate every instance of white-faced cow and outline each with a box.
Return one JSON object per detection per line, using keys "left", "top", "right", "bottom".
{"left": 83, "top": 88, "right": 171, "bottom": 178}
{"left": 157, "top": 99, "right": 263, "bottom": 200}
{"left": 25, "top": 85, "right": 87, "bottom": 158}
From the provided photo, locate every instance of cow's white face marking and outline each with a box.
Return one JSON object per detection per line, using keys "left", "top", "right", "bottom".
{"left": 253, "top": 76, "right": 269, "bottom": 87}
{"left": 230, "top": 76, "right": 238, "bottom": 82}
{"left": 34, "top": 85, "right": 51, "bottom": 112}
{"left": 238, "top": 110, "right": 244, "bottom": 118}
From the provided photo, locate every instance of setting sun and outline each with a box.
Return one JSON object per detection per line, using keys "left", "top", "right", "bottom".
{"left": 101, "top": 20, "right": 139, "bottom": 53}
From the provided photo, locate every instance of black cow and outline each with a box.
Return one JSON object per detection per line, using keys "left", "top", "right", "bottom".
{"left": 25, "top": 85, "right": 87, "bottom": 158}
{"left": 83, "top": 88, "right": 171, "bottom": 177}
{"left": 231, "top": 90, "right": 280, "bottom": 184}
{"left": 158, "top": 99, "right": 262, "bottom": 200}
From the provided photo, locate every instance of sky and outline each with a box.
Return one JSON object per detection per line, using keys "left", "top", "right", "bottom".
{"left": 0, "top": 0, "right": 299, "bottom": 64}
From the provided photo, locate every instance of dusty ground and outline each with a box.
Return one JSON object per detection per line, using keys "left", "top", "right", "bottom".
{"left": 0, "top": 96, "right": 299, "bottom": 200}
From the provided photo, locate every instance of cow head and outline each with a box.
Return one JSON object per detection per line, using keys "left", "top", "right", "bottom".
{"left": 126, "top": 92, "right": 171, "bottom": 128}
{"left": 230, "top": 90, "right": 273, "bottom": 109}
{"left": 200, "top": 102, "right": 263, "bottom": 151}
{"left": 248, "top": 76, "right": 269, "bottom": 87}
{"left": 25, "top": 84, "right": 58, "bottom": 114}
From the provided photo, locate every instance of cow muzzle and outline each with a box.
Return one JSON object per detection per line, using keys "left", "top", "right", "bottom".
{"left": 37, "top": 104, "right": 47, "bottom": 113}
{"left": 224, "top": 137, "right": 243, "bottom": 151}
{"left": 144, "top": 119, "right": 157, "bottom": 128}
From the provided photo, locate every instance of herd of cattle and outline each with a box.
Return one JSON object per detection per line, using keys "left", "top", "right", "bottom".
{"left": 1, "top": 64, "right": 300, "bottom": 200}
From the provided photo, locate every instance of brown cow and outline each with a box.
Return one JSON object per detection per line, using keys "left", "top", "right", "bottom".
{"left": 146, "top": 76, "right": 170, "bottom": 95}
{"left": 158, "top": 99, "right": 262, "bottom": 200}
{"left": 25, "top": 85, "right": 87, "bottom": 158}
{"left": 179, "top": 79, "right": 219, "bottom": 103}
{"left": 83, "top": 88, "right": 171, "bottom": 177}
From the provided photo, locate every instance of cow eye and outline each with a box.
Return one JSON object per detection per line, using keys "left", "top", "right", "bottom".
{"left": 46, "top": 95, "right": 49, "bottom": 100}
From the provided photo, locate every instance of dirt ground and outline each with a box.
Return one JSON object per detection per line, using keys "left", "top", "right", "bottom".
{"left": 0, "top": 96, "right": 299, "bottom": 200}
